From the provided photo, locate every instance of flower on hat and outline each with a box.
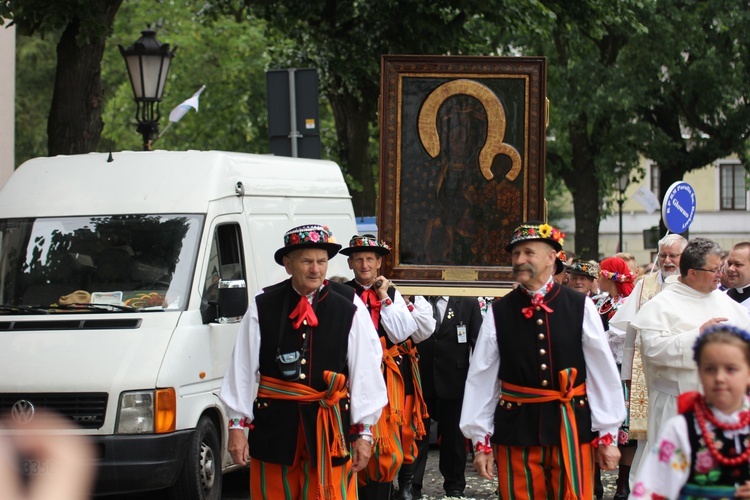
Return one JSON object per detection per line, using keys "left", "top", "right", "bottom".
{"left": 539, "top": 224, "right": 552, "bottom": 238}
{"left": 551, "top": 228, "right": 565, "bottom": 246}
{"left": 289, "top": 233, "right": 300, "bottom": 244}
{"left": 309, "top": 231, "right": 320, "bottom": 242}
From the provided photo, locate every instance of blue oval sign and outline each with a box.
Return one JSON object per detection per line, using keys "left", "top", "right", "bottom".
{"left": 661, "top": 181, "right": 696, "bottom": 233}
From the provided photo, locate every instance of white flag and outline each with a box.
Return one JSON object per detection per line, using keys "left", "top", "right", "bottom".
{"left": 632, "top": 185, "right": 661, "bottom": 214}
{"left": 169, "top": 85, "right": 206, "bottom": 123}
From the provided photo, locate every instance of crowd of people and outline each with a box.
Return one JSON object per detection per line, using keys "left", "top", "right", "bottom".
{"left": 215, "top": 220, "right": 750, "bottom": 500}
{"left": 7, "top": 218, "right": 750, "bottom": 500}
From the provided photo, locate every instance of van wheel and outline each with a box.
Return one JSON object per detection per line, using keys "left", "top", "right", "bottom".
{"left": 169, "top": 416, "right": 222, "bottom": 500}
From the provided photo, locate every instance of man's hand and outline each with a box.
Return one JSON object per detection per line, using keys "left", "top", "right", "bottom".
{"left": 350, "top": 438, "right": 372, "bottom": 472}
{"left": 700, "top": 317, "right": 728, "bottom": 333}
{"left": 596, "top": 444, "right": 621, "bottom": 470}
{"left": 373, "top": 276, "right": 390, "bottom": 300}
{"left": 228, "top": 428, "right": 249, "bottom": 466}
{"left": 473, "top": 451, "right": 495, "bottom": 480}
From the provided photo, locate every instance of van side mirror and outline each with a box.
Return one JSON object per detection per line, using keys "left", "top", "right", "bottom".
{"left": 216, "top": 279, "right": 248, "bottom": 323}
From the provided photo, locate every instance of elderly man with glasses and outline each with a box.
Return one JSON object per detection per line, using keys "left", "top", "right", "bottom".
{"left": 629, "top": 238, "right": 750, "bottom": 479}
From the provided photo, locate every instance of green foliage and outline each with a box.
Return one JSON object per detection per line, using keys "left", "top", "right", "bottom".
{"left": 100, "top": 0, "right": 270, "bottom": 153}
{"left": 0, "top": 0, "right": 118, "bottom": 43}
{"left": 13, "top": 33, "right": 55, "bottom": 166}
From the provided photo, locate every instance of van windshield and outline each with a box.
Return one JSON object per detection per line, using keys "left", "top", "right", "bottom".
{"left": 0, "top": 214, "right": 203, "bottom": 312}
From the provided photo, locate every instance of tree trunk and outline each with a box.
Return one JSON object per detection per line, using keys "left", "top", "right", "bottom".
{"left": 326, "top": 90, "right": 376, "bottom": 218}
{"left": 561, "top": 114, "right": 601, "bottom": 260}
{"left": 47, "top": 0, "right": 122, "bottom": 156}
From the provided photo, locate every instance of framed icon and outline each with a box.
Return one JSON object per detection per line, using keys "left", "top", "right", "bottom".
{"left": 378, "top": 55, "right": 547, "bottom": 291}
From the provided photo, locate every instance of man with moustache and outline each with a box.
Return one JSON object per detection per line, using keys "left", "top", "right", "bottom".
{"left": 725, "top": 241, "right": 750, "bottom": 313}
{"left": 460, "top": 221, "right": 625, "bottom": 499}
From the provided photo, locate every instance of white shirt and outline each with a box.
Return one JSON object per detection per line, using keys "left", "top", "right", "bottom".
{"left": 459, "top": 295, "right": 625, "bottom": 445}
{"left": 408, "top": 295, "right": 436, "bottom": 343}
{"left": 356, "top": 282, "right": 418, "bottom": 344}
{"left": 220, "top": 285, "right": 388, "bottom": 426}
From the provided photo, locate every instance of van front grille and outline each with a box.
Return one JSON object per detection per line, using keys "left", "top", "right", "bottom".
{"left": 0, "top": 393, "right": 108, "bottom": 429}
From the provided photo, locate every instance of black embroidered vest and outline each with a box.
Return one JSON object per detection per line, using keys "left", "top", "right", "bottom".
{"left": 247, "top": 280, "right": 356, "bottom": 466}
{"left": 683, "top": 410, "right": 750, "bottom": 488}
{"left": 492, "top": 284, "right": 595, "bottom": 446}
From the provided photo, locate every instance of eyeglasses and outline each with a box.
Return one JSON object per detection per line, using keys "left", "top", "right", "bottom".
{"left": 658, "top": 253, "right": 682, "bottom": 260}
{"left": 692, "top": 267, "right": 722, "bottom": 275}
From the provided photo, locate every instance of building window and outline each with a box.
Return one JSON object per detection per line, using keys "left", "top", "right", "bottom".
{"left": 650, "top": 163, "right": 660, "bottom": 198}
{"left": 720, "top": 163, "right": 747, "bottom": 210}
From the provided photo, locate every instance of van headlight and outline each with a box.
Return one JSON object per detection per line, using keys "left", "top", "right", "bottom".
{"left": 117, "top": 389, "right": 176, "bottom": 434}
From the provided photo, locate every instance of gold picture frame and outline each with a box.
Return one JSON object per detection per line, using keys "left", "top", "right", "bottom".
{"left": 378, "top": 55, "right": 547, "bottom": 291}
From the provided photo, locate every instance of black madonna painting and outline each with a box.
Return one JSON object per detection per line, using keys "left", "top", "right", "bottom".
{"left": 378, "top": 55, "right": 547, "bottom": 287}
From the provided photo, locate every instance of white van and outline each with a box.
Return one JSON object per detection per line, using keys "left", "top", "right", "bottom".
{"left": 0, "top": 150, "right": 358, "bottom": 498}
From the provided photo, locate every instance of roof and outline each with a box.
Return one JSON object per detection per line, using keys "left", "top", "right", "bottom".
{"left": 0, "top": 150, "right": 351, "bottom": 217}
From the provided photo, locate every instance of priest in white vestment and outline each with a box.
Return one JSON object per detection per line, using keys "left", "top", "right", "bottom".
{"left": 631, "top": 238, "right": 750, "bottom": 455}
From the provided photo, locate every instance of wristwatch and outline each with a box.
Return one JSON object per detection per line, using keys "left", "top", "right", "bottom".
{"left": 358, "top": 434, "right": 374, "bottom": 444}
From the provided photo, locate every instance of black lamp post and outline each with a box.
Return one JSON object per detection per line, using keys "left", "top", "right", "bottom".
{"left": 119, "top": 27, "right": 176, "bottom": 150}
{"left": 615, "top": 167, "right": 630, "bottom": 252}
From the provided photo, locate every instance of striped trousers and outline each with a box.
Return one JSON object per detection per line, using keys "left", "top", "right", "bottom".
{"left": 495, "top": 443, "right": 595, "bottom": 500}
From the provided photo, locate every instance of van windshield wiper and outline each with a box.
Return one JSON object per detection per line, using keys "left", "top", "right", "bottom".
{"left": 49, "top": 303, "right": 139, "bottom": 313}
{"left": 0, "top": 305, "right": 51, "bottom": 314}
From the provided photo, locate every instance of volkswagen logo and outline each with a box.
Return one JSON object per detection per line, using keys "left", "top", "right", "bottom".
{"left": 11, "top": 400, "right": 35, "bottom": 424}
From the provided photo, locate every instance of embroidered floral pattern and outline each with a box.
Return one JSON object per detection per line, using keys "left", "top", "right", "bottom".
{"left": 509, "top": 223, "right": 565, "bottom": 248}
{"left": 658, "top": 439, "right": 676, "bottom": 463}
{"left": 282, "top": 225, "right": 333, "bottom": 247}
{"left": 348, "top": 235, "right": 391, "bottom": 250}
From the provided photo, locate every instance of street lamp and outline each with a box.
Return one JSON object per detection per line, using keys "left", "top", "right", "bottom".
{"left": 615, "top": 167, "right": 629, "bottom": 252}
{"left": 119, "top": 27, "right": 176, "bottom": 150}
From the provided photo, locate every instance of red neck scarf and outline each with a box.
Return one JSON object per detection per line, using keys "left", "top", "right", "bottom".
{"left": 360, "top": 288, "right": 381, "bottom": 329}
{"left": 289, "top": 294, "right": 318, "bottom": 330}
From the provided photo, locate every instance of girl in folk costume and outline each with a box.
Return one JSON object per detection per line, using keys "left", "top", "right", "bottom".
{"left": 597, "top": 256, "right": 636, "bottom": 500}
{"left": 632, "top": 325, "right": 750, "bottom": 499}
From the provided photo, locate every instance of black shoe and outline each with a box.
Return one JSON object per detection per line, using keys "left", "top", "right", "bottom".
{"left": 445, "top": 490, "right": 463, "bottom": 498}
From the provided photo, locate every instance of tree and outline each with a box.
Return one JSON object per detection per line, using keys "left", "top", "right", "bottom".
{"left": 625, "top": 0, "right": 750, "bottom": 231}
{"left": 100, "top": 0, "right": 271, "bottom": 154}
{"left": 218, "top": 0, "right": 530, "bottom": 216}
{"left": 496, "top": 0, "right": 648, "bottom": 259}
{"left": 1, "top": 0, "right": 124, "bottom": 156}
{"left": 9, "top": 0, "right": 273, "bottom": 163}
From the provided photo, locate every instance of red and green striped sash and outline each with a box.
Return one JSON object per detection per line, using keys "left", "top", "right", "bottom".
{"left": 257, "top": 371, "right": 349, "bottom": 500}
{"left": 501, "top": 368, "right": 587, "bottom": 499}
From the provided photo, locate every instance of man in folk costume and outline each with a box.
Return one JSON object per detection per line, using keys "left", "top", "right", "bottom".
{"left": 630, "top": 237, "right": 750, "bottom": 473}
{"left": 460, "top": 221, "right": 625, "bottom": 499}
{"left": 565, "top": 259, "right": 599, "bottom": 298}
{"left": 608, "top": 233, "right": 687, "bottom": 488}
{"left": 725, "top": 241, "right": 750, "bottom": 313}
{"left": 340, "top": 235, "right": 426, "bottom": 499}
{"left": 220, "top": 225, "right": 387, "bottom": 500}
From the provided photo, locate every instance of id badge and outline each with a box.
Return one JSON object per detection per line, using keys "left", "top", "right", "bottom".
{"left": 457, "top": 324, "right": 467, "bottom": 344}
